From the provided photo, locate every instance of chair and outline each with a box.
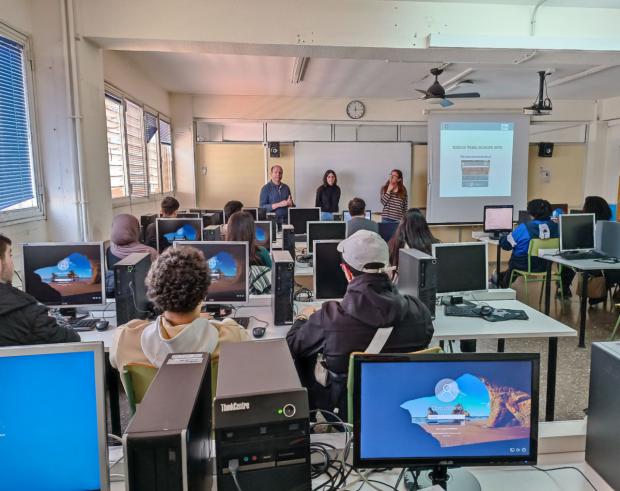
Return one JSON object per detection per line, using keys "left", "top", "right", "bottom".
{"left": 610, "top": 304, "right": 620, "bottom": 341}
{"left": 509, "top": 238, "right": 563, "bottom": 306}
{"left": 346, "top": 346, "right": 443, "bottom": 424}
{"left": 122, "top": 362, "right": 157, "bottom": 415}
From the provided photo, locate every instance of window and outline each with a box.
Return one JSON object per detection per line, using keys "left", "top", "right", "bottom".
{"left": 0, "top": 29, "right": 42, "bottom": 221}
{"left": 104, "top": 88, "right": 174, "bottom": 200}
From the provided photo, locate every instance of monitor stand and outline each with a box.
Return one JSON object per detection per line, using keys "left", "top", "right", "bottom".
{"left": 201, "top": 304, "right": 232, "bottom": 317}
{"left": 409, "top": 466, "right": 481, "bottom": 491}
{"left": 489, "top": 232, "right": 502, "bottom": 240}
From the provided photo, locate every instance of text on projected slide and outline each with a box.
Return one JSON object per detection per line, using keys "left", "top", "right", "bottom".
{"left": 439, "top": 122, "right": 515, "bottom": 198}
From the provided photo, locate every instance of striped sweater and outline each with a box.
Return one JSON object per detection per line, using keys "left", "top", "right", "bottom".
{"left": 380, "top": 190, "right": 408, "bottom": 221}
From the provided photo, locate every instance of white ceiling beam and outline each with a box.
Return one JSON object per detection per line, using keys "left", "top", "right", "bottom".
{"left": 547, "top": 65, "right": 617, "bottom": 87}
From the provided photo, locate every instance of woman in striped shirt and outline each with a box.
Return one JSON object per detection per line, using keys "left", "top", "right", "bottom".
{"left": 380, "top": 169, "right": 408, "bottom": 223}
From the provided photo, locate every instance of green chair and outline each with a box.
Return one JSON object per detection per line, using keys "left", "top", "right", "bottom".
{"left": 509, "top": 238, "right": 563, "bottom": 306}
{"left": 346, "top": 346, "right": 443, "bottom": 424}
{"left": 610, "top": 304, "right": 620, "bottom": 341}
{"left": 122, "top": 362, "right": 157, "bottom": 415}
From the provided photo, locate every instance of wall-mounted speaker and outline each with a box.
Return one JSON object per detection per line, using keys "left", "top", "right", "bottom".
{"left": 538, "top": 142, "right": 554, "bottom": 158}
{"left": 269, "top": 142, "right": 281, "bottom": 158}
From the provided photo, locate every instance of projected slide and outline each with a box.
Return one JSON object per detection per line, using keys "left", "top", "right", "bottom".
{"left": 439, "top": 122, "right": 515, "bottom": 198}
{"left": 360, "top": 360, "right": 533, "bottom": 459}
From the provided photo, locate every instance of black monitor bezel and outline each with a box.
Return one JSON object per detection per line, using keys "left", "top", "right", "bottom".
{"left": 483, "top": 205, "right": 514, "bottom": 233}
{"left": 288, "top": 207, "right": 321, "bottom": 235}
{"left": 352, "top": 352, "right": 540, "bottom": 469}
{"left": 155, "top": 217, "right": 204, "bottom": 253}
{"left": 306, "top": 221, "right": 347, "bottom": 254}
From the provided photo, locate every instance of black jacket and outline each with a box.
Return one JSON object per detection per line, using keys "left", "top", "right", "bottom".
{"left": 0, "top": 283, "right": 81, "bottom": 346}
{"left": 287, "top": 274, "right": 433, "bottom": 413}
{"left": 315, "top": 185, "right": 341, "bottom": 213}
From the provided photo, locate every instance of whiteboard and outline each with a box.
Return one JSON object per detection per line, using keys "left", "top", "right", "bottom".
{"left": 294, "top": 142, "right": 412, "bottom": 213}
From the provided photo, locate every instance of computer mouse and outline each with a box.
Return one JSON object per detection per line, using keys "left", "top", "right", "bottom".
{"left": 95, "top": 320, "right": 109, "bottom": 331}
{"left": 252, "top": 326, "right": 266, "bottom": 338}
{"left": 478, "top": 306, "right": 494, "bottom": 317}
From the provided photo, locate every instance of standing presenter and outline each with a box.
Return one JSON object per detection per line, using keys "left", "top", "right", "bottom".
{"left": 380, "top": 169, "right": 408, "bottom": 223}
{"left": 315, "top": 169, "right": 340, "bottom": 221}
{"left": 259, "top": 165, "right": 294, "bottom": 228}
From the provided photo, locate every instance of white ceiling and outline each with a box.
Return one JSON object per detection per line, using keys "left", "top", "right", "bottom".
{"left": 119, "top": 50, "right": 620, "bottom": 101}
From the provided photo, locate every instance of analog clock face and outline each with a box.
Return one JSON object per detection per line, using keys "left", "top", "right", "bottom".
{"left": 346, "top": 100, "right": 365, "bottom": 119}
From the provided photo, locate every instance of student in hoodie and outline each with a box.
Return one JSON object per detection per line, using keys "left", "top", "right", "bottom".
{"left": 0, "top": 234, "right": 80, "bottom": 346}
{"left": 110, "top": 245, "right": 249, "bottom": 380}
{"left": 286, "top": 229, "right": 434, "bottom": 417}
{"left": 498, "top": 199, "right": 558, "bottom": 288}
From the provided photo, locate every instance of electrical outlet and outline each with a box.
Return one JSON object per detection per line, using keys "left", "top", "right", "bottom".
{"left": 539, "top": 166, "right": 551, "bottom": 183}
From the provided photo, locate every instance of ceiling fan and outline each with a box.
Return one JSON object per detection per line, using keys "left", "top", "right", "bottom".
{"left": 409, "top": 67, "right": 481, "bottom": 107}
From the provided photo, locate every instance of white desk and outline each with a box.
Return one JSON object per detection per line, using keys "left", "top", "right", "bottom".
{"left": 541, "top": 253, "right": 620, "bottom": 348}
{"left": 472, "top": 231, "right": 502, "bottom": 286}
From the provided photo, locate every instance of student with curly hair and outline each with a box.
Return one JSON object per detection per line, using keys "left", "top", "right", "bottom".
{"left": 110, "top": 246, "right": 249, "bottom": 379}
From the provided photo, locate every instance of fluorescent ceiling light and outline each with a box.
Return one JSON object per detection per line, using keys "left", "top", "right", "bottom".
{"left": 291, "top": 57, "right": 309, "bottom": 84}
{"left": 547, "top": 65, "right": 616, "bottom": 87}
{"left": 428, "top": 34, "right": 620, "bottom": 52}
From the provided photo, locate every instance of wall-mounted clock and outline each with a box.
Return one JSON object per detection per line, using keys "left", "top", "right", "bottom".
{"left": 346, "top": 100, "right": 366, "bottom": 119}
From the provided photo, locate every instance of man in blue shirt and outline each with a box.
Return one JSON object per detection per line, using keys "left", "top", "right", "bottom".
{"left": 259, "top": 165, "right": 294, "bottom": 227}
{"left": 498, "top": 199, "right": 558, "bottom": 288}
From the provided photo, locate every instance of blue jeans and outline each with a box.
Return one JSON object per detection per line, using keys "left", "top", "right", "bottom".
{"left": 381, "top": 217, "right": 400, "bottom": 224}
{"left": 321, "top": 212, "right": 334, "bottom": 221}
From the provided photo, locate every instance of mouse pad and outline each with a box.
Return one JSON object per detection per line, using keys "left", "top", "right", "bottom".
{"left": 483, "top": 309, "right": 529, "bottom": 322}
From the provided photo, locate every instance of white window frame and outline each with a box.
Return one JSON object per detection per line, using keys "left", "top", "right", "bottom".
{"left": 0, "top": 22, "right": 45, "bottom": 225}
{"left": 104, "top": 83, "right": 175, "bottom": 207}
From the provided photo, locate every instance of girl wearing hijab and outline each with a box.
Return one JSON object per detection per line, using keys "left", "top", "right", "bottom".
{"left": 109, "top": 214, "right": 158, "bottom": 267}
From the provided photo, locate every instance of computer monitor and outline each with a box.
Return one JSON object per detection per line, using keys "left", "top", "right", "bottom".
{"left": 140, "top": 213, "right": 157, "bottom": 230}
{"left": 0, "top": 342, "right": 109, "bottom": 490}
{"left": 569, "top": 209, "right": 583, "bottom": 214}
{"left": 353, "top": 353, "right": 539, "bottom": 490}
{"left": 194, "top": 209, "right": 224, "bottom": 226}
{"left": 22, "top": 242, "right": 105, "bottom": 307}
{"left": 243, "top": 207, "right": 258, "bottom": 220}
{"left": 598, "top": 221, "right": 620, "bottom": 258}
{"left": 313, "top": 240, "right": 348, "bottom": 300}
{"left": 377, "top": 221, "right": 399, "bottom": 242}
{"left": 155, "top": 218, "right": 203, "bottom": 253}
{"left": 343, "top": 210, "right": 372, "bottom": 222}
{"left": 549, "top": 203, "right": 568, "bottom": 214}
{"left": 432, "top": 242, "right": 488, "bottom": 295}
{"left": 255, "top": 221, "right": 272, "bottom": 252}
{"left": 307, "top": 221, "right": 347, "bottom": 254}
{"left": 177, "top": 212, "right": 200, "bottom": 219}
{"left": 288, "top": 207, "right": 321, "bottom": 235}
{"left": 610, "top": 203, "right": 617, "bottom": 222}
{"left": 517, "top": 210, "right": 530, "bottom": 225}
{"left": 559, "top": 213, "right": 596, "bottom": 252}
{"left": 175, "top": 241, "right": 249, "bottom": 304}
{"left": 483, "top": 205, "right": 514, "bottom": 239}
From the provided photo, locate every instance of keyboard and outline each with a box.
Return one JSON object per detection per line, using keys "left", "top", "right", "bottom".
{"left": 213, "top": 316, "right": 250, "bottom": 328}
{"left": 68, "top": 318, "right": 99, "bottom": 331}
{"left": 444, "top": 305, "right": 481, "bottom": 317}
{"left": 558, "top": 250, "right": 607, "bottom": 260}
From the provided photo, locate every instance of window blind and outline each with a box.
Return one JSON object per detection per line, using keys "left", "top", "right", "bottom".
{"left": 160, "top": 119, "right": 173, "bottom": 193}
{"left": 0, "top": 35, "right": 35, "bottom": 211}
{"left": 125, "top": 100, "right": 148, "bottom": 198}
{"left": 144, "top": 112, "right": 161, "bottom": 194}
{"left": 104, "top": 95, "right": 127, "bottom": 198}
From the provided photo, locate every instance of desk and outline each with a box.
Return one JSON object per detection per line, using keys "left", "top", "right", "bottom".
{"left": 541, "top": 254, "right": 620, "bottom": 348}
{"left": 472, "top": 232, "right": 501, "bottom": 286}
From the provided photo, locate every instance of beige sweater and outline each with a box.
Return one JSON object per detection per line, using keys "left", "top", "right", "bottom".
{"left": 110, "top": 315, "right": 250, "bottom": 374}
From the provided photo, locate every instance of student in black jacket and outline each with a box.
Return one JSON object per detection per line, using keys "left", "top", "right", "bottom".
{"left": 315, "top": 169, "right": 341, "bottom": 220}
{"left": 286, "top": 230, "right": 434, "bottom": 417}
{"left": 0, "top": 234, "right": 80, "bottom": 346}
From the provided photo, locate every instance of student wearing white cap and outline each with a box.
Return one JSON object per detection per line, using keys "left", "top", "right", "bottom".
{"left": 286, "top": 230, "right": 434, "bottom": 417}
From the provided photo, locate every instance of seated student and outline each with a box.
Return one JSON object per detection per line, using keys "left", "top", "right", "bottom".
{"left": 498, "top": 199, "right": 558, "bottom": 288}
{"left": 226, "top": 211, "right": 272, "bottom": 294}
{"left": 222, "top": 200, "right": 244, "bottom": 236}
{"left": 561, "top": 196, "right": 613, "bottom": 300}
{"left": 144, "top": 196, "right": 180, "bottom": 249}
{"left": 388, "top": 208, "right": 438, "bottom": 270}
{"left": 110, "top": 246, "right": 249, "bottom": 378}
{"left": 0, "top": 234, "right": 80, "bottom": 346}
{"left": 286, "top": 230, "right": 434, "bottom": 416}
{"left": 345, "top": 197, "right": 378, "bottom": 237}
{"left": 108, "top": 214, "right": 158, "bottom": 268}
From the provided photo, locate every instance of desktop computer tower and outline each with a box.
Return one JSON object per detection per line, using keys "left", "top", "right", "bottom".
{"left": 397, "top": 248, "right": 437, "bottom": 318}
{"left": 124, "top": 352, "right": 213, "bottom": 491}
{"left": 214, "top": 340, "right": 311, "bottom": 491}
{"left": 114, "top": 252, "right": 153, "bottom": 326}
{"left": 204, "top": 224, "right": 221, "bottom": 241}
{"left": 282, "top": 224, "right": 296, "bottom": 259}
{"left": 586, "top": 342, "right": 620, "bottom": 490}
{"left": 272, "top": 250, "right": 295, "bottom": 325}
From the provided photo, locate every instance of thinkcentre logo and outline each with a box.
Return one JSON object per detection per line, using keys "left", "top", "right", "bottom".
{"left": 220, "top": 401, "right": 250, "bottom": 412}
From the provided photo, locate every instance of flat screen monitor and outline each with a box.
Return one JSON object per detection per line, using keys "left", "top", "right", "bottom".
{"left": 194, "top": 209, "right": 224, "bottom": 226}
{"left": 559, "top": 213, "right": 595, "bottom": 252}
{"left": 483, "top": 205, "right": 514, "bottom": 237}
{"left": 549, "top": 203, "right": 568, "bottom": 214}
{"left": 243, "top": 208, "right": 258, "bottom": 220}
{"left": 343, "top": 210, "right": 372, "bottom": 222}
{"left": 22, "top": 242, "right": 105, "bottom": 307}
{"left": 177, "top": 212, "right": 200, "bottom": 218}
{"left": 569, "top": 209, "right": 583, "bottom": 214}
{"left": 254, "top": 221, "right": 272, "bottom": 252}
{"left": 288, "top": 207, "right": 321, "bottom": 235}
{"left": 313, "top": 240, "right": 348, "bottom": 300}
{"left": 307, "top": 221, "right": 347, "bottom": 254}
{"left": 432, "top": 242, "right": 488, "bottom": 294}
{"left": 378, "top": 221, "right": 399, "bottom": 243}
{"left": 0, "top": 342, "right": 109, "bottom": 490}
{"left": 353, "top": 353, "right": 539, "bottom": 481}
{"left": 517, "top": 210, "right": 529, "bottom": 225}
{"left": 610, "top": 203, "right": 617, "bottom": 222}
{"left": 140, "top": 213, "right": 157, "bottom": 229}
{"left": 175, "top": 241, "right": 248, "bottom": 304}
{"left": 156, "top": 218, "right": 203, "bottom": 253}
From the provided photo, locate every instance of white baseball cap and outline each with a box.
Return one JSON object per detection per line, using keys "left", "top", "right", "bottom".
{"left": 337, "top": 230, "right": 394, "bottom": 273}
